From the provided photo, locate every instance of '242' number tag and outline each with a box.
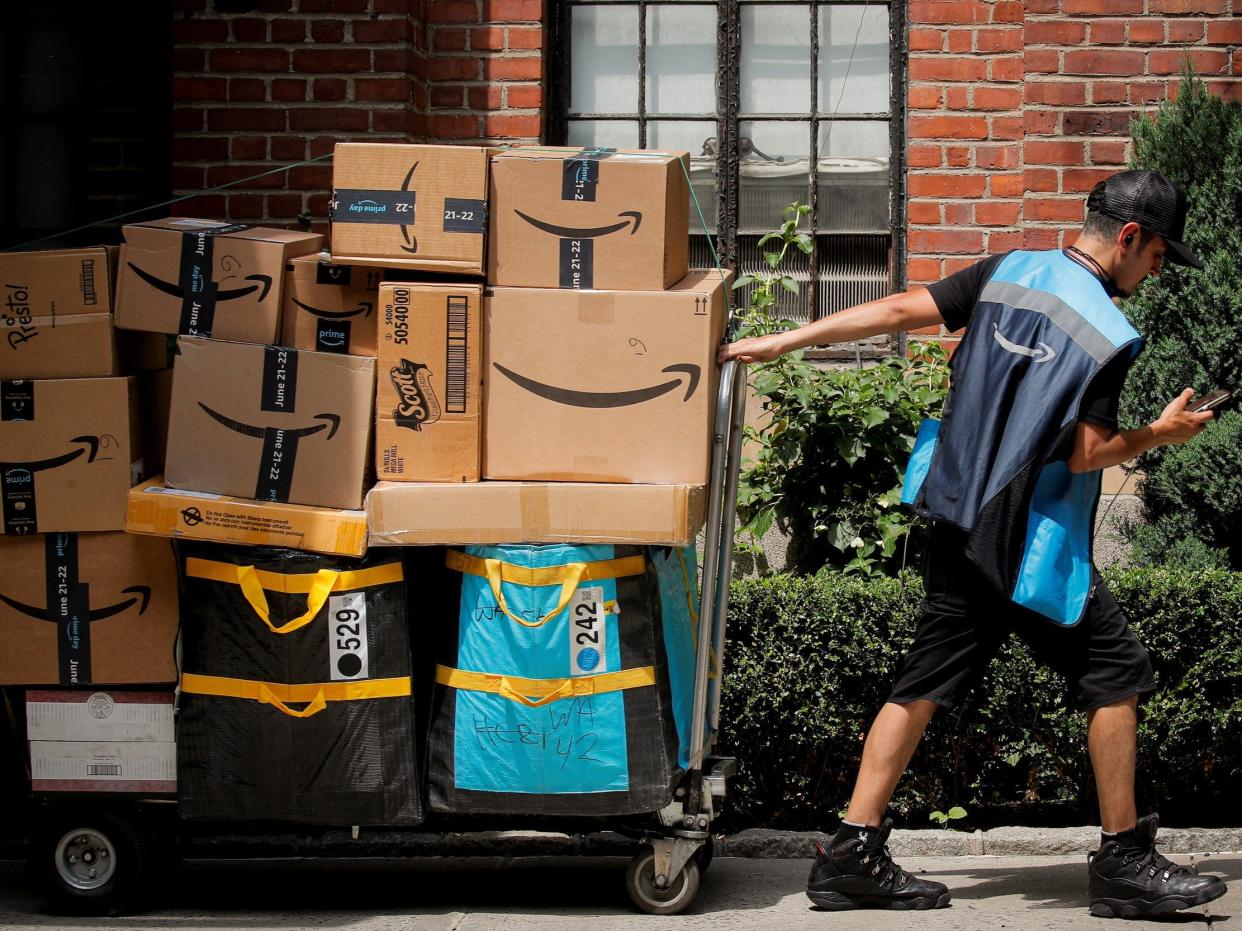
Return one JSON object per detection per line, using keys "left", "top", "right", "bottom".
{"left": 570, "top": 586, "right": 607, "bottom": 677}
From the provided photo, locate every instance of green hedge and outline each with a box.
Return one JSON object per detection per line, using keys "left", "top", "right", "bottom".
{"left": 718, "top": 566, "right": 1242, "bottom": 831}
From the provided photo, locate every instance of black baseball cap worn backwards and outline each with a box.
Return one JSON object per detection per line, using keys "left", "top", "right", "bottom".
{"left": 1086, "top": 169, "right": 1202, "bottom": 269}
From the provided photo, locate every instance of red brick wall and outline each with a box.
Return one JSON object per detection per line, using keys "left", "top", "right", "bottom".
{"left": 170, "top": 0, "right": 1240, "bottom": 287}
{"left": 170, "top": 0, "right": 543, "bottom": 235}
{"left": 425, "top": 1, "right": 545, "bottom": 143}
{"left": 907, "top": 0, "right": 1242, "bottom": 348}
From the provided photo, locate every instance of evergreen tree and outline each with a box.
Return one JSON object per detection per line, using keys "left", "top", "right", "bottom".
{"left": 1119, "top": 69, "right": 1242, "bottom": 568}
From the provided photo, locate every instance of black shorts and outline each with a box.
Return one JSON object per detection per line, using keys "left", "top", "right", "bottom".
{"left": 889, "top": 523, "right": 1156, "bottom": 711}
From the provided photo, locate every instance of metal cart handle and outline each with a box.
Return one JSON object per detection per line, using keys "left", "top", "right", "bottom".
{"left": 687, "top": 358, "right": 748, "bottom": 771}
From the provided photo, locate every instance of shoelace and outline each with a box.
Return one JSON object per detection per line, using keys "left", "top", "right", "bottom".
{"left": 857, "top": 840, "right": 907, "bottom": 888}
{"left": 1119, "top": 844, "right": 1191, "bottom": 883}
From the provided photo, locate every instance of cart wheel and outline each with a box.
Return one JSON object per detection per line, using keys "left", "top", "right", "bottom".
{"left": 31, "top": 810, "right": 151, "bottom": 916}
{"left": 625, "top": 847, "right": 701, "bottom": 915}
{"left": 694, "top": 834, "right": 715, "bottom": 875}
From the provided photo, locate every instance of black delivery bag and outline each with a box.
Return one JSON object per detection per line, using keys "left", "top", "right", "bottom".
{"left": 176, "top": 542, "right": 421, "bottom": 825}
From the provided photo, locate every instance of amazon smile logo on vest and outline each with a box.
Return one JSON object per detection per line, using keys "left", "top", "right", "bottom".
{"left": 992, "top": 324, "right": 1057, "bottom": 363}
{"left": 492, "top": 362, "right": 700, "bottom": 408}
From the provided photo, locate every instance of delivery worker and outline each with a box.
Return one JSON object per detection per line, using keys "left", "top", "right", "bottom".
{"left": 717, "top": 170, "right": 1228, "bottom": 918}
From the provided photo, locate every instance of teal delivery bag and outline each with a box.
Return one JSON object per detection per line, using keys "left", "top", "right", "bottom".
{"left": 427, "top": 543, "right": 700, "bottom": 816}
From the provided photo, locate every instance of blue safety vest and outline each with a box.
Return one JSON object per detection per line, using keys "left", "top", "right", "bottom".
{"left": 901, "top": 250, "right": 1143, "bottom": 625}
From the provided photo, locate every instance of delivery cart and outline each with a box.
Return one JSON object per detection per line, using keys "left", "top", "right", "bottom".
{"left": 14, "top": 359, "right": 749, "bottom": 918}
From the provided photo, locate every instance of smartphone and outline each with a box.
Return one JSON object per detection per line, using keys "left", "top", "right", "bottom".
{"left": 1188, "top": 388, "right": 1232, "bottom": 413}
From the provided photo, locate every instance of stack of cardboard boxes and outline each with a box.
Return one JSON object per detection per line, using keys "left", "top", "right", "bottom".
{"left": 363, "top": 144, "right": 727, "bottom": 546}
{"left": 3, "top": 140, "right": 726, "bottom": 805}
{"left": 0, "top": 247, "right": 181, "bottom": 791}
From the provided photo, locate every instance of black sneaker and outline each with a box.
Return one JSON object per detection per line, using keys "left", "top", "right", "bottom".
{"left": 806, "top": 817, "right": 951, "bottom": 911}
{"left": 1088, "top": 814, "right": 1228, "bottom": 918}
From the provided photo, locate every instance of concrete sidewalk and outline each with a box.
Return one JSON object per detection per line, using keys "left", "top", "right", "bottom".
{"left": 2, "top": 851, "right": 1237, "bottom": 930}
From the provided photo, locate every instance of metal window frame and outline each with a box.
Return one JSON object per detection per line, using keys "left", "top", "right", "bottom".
{"left": 548, "top": 0, "right": 907, "bottom": 335}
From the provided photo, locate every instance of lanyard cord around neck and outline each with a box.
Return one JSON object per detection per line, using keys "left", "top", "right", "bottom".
{"left": 1064, "top": 245, "right": 1121, "bottom": 297}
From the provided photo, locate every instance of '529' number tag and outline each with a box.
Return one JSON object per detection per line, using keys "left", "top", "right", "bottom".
{"left": 570, "top": 586, "right": 607, "bottom": 677}
{"left": 329, "top": 592, "right": 369, "bottom": 681}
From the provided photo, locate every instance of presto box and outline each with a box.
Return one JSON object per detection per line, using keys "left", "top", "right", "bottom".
{"left": 0, "top": 532, "right": 179, "bottom": 686}
{"left": 115, "top": 218, "right": 322, "bottom": 342}
{"left": 488, "top": 146, "right": 690, "bottom": 291}
{"left": 483, "top": 270, "right": 728, "bottom": 484}
{"left": 329, "top": 143, "right": 491, "bottom": 275}
{"left": 165, "top": 337, "right": 376, "bottom": 510}
{"left": 376, "top": 281, "right": 483, "bottom": 482}
{"left": 0, "top": 246, "right": 118, "bottom": 379}
{"left": 0, "top": 377, "right": 140, "bottom": 534}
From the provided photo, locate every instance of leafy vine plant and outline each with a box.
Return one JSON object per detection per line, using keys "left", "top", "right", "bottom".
{"left": 732, "top": 203, "right": 951, "bottom": 577}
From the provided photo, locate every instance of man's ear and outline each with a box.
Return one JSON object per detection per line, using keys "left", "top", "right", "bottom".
{"left": 1119, "top": 221, "right": 1142, "bottom": 249}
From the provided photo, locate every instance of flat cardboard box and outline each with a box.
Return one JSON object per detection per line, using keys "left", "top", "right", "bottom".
{"left": 115, "top": 218, "right": 322, "bottom": 342}
{"left": 483, "top": 270, "right": 729, "bottom": 484}
{"left": 27, "top": 689, "right": 177, "bottom": 793}
{"left": 27, "top": 689, "right": 175, "bottom": 742}
{"left": 0, "top": 376, "right": 139, "bottom": 534}
{"left": 489, "top": 146, "right": 690, "bottom": 291}
{"left": 366, "top": 480, "right": 705, "bottom": 546}
{"left": 376, "top": 281, "right": 482, "bottom": 482}
{"left": 127, "top": 476, "right": 368, "bottom": 557}
{"left": 165, "top": 337, "right": 376, "bottom": 510}
{"left": 0, "top": 532, "right": 179, "bottom": 686}
{"left": 282, "top": 253, "right": 383, "bottom": 356}
{"left": 0, "top": 247, "right": 118, "bottom": 379}
{"left": 329, "top": 143, "right": 490, "bottom": 275}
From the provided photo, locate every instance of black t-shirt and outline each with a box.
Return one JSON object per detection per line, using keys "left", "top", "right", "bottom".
{"left": 926, "top": 252, "right": 1126, "bottom": 431}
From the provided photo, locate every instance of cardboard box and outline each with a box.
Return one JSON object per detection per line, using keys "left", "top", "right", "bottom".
{"left": 376, "top": 281, "right": 482, "bottom": 482}
{"left": 366, "top": 480, "right": 706, "bottom": 546}
{"left": 0, "top": 377, "right": 139, "bottom": 534}
{"left": 165, "top": 337, "right": 375, "bottom": 509}
{"left": 27, "top": 690, "right": 176, "bottom": 793}
{"left": 281, "top": 253, "right": 384, "bottom": 356}
{"left": 329, "top": 143, "right": 490, "bottom": 275}
{"left": 115, "top": 218, "right": 323, "bottom": 342}
{"left": 127, "top": 477, "right": 368, "bottom": 557}
{"left": 489, "top": 146, "right": 690, "bottom": 291}
{"left": 483, "top": 270, "right": 728, "bottom": 484}
{"left": 0, "top": 247, "right": 118, "bottom": 379}
{"left": 0, "top": 532, "right": 179, "bottom": 686}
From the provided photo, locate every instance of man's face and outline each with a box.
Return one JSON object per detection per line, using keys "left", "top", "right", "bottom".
{"left": 1113, "top": 232, "right": 1167, "bottom": 298}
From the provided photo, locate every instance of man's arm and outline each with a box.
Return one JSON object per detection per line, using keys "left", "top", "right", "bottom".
{"left": 1068, "top": 388, "right": 1213, "bottom": 473}
{"left": 716, "top": 287, "right": 946, "bottom": 365}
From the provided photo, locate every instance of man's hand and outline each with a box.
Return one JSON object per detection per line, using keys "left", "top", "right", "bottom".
{"left": 1153, "top": 387, "right": 1214, "bottom": 446}
{"left": 1070, "top": 387, "right": 1214, "bottom": 472}
{"left": 717, "top": 333, "right": 787, "bottom": 365}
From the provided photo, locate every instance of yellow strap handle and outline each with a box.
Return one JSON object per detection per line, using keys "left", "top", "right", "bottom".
{"left": 435, "top": 664, "right": 655, "bottom": 707}
{"left": 181, "top": 673, "right": 411, "bottom": 719}
{"left": 445, "top": 551, "right": 645, "bottom": 629}
{"left": 485, "top": 557, "right": 585, "bottom": 628}
{"left": 259, "top": 682, "right": 326, "bottom": 718}
{"left": 498, "top": 676, "right": 575, "bottom": 708}
{"left": 184, "top": 559, "right": 402, "bottom": 635}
